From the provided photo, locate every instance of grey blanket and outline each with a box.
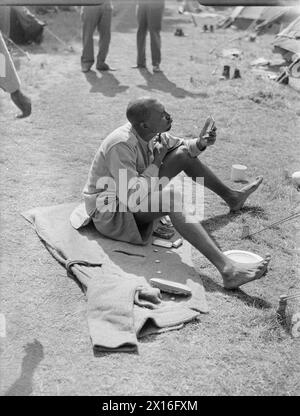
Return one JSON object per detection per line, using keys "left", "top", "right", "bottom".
{"left": 22, "top": 202, "right": 208, "bottom": 353}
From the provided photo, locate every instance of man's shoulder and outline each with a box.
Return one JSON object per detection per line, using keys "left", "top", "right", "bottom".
{"left": 101, "top": 123, "right": 137, "bottom": 153}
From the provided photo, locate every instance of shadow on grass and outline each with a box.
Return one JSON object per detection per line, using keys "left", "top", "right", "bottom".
{"left": 137, "top": 68, "right": 208, "bottom": 99}
{"left": 197, "top": 205, "right": 272, "bottom": 309}
{"left": 138, "top": 332, "right": 163, "bottom": 345}
{"left": 202, "top": 205, "right": 269, "bottom": 235}
{"left": 4, "top": 339, "right": 44, "bottom": 396}
{"left": 93, "top": 347, "right": 138, "bottom": 357}
{"left": 200, "top": 272, "right": 272, "bottom": 310}
{"left": 84, "top": 70, "right": 129, "bottom": 97}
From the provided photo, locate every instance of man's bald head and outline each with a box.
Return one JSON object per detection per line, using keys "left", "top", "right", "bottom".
{"left": 126, "top": 97, "right": 161, "bottom": 127}
{"left": 126, "top": 97, "right": 173, "bottom": 140}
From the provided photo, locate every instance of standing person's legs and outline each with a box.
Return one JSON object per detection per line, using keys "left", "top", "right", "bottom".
{"left": 96, "top": 2, "right": 113, "bottom": 69}
{"left": 0, "top": 32, "right": 20, "bottom": 93}
{"left": 148, "top": 3, "right": 164, "bottom": 70}
{"left": 81, "top": 6, "right": 101, "bottom": 71}
{"left": 0, "top": 32, "right": 31, "bottom": 118}
{"left": 10, "top": 90, "right": 31, "bottom": 119}
{"left": 136, "top": 4, "right": 148, "bottom": 67}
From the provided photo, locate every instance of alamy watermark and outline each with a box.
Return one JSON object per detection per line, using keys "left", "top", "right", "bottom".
{"left": 94, "top": 169, "right": 205, "bottom": 223}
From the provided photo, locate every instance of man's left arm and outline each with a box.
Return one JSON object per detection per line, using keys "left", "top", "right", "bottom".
{"left": 187, "top": 117, "right": 217, "bottom": 156}
{"left": 185, "top": 127, "right": 217, "bottom": 157}
{"left": 161, "top": 121, "right": 217, "bottom": 158}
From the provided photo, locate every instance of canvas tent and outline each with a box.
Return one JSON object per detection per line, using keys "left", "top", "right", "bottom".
{"left": 224, "top": 6, "right": 300, "bottom": 33}
{"left": 273, "top": 16, "right": 300, "bottom": 61}
{"left": 2, "top": 0, "right": 300, "bottom": 5}
{"left": 197, "top": 1, "right": 299, "bottom": 4}
{"left": 197, "top": 1, "right": 300, "bottom": 5}
{"left": 1, "top": 1, "right": 103, "bottom": 4}
{"left": 0, "top": 6, "right": 45, "bottom": 44}
{"left": 255, "top": 7, "right": 300, "bottom": 33}
{"left": 230, "top": 6, "right": 268, "bottom": 30}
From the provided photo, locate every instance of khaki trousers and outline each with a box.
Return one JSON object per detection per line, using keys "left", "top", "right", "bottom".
{"left": 136, "top": 1, "right": 165, "bottom": 67}
{"left": 81, "top": 3, "right": 112, "bottom": 67}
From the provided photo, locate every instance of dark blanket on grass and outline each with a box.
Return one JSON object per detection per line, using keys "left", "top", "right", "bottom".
{"left": 22, "top": 202, "right": 208, "bottom": 353}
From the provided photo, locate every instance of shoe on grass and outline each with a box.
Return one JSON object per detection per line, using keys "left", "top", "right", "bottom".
{"left": 96, "top": 62, "right": 116, "bottom": 71}
{"left": 10, "top": 89, "right": 31, "bottom": 119}
{"left": 81, "top": 63, "right": 92, "bottom": 73}
{"left": 132, "top": 64, "right": 147, "bottom": 69}
{"left": 153, "top": 65, "right": 162, "bottom": 73}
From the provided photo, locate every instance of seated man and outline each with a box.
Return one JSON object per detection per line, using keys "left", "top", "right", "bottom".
{"left": 78, "top": 97, "right": 270, "bottom": 290}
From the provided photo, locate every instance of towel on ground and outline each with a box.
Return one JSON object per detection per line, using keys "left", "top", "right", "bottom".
{"left": 22, "top": 202, "right": 208, "bottom": 353}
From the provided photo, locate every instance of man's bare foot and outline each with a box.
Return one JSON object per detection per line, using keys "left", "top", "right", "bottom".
{"left": 229, "top": 176, "right": 263, "bottom": 212}
{"left": 221, "top": 254, "right": 271, "bottom": 289}
{"left": 10, "top": 89, "right": 32, "bottom": 119}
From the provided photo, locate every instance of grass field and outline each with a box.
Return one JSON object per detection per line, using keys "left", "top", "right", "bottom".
{"left": 0, "top": 1, "right": 300, "bottom": 396}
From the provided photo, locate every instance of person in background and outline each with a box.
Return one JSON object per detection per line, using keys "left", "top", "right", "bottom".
{"left": 134, "top": 0, "right": 165, "bottom": 73}
{"left": 80, "top": 1, "right": 114, "bottom": 72}
{"left": 0, "top": 6, "right": 31, "bottom": 118}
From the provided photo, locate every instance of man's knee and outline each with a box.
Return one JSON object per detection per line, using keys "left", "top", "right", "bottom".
{"left": 167, "top": 145, "right": 191, "bottom": 165}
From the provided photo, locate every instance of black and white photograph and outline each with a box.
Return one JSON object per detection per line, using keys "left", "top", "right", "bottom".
{"left": 0, "top": 0, "right": 299, "bottom": 398}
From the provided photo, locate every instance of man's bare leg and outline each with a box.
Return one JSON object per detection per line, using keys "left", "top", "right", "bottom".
{"left": 160, "top": 147, "right": 263, "bottom": 212}
{"left": 134, "top": 189, "right": 271, "bottom": 289}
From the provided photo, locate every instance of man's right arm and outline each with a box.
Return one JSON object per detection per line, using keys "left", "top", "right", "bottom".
{"left": 104, "top": 143, "right": 160, "bottom": 209}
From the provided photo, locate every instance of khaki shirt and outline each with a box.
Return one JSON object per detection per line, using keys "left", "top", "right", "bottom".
{"left": 69, "top": 123, "right": 204, "bottom": 244}
{"left": 83, "top": 122, "right": 202, "bottom": 215}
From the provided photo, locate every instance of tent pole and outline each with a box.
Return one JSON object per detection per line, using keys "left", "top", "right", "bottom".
{"left": 2, "top": 33, "right": 31, "bottom": 61}
{"left": 44, "top": 27, "right": 74, "bottom": 52}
